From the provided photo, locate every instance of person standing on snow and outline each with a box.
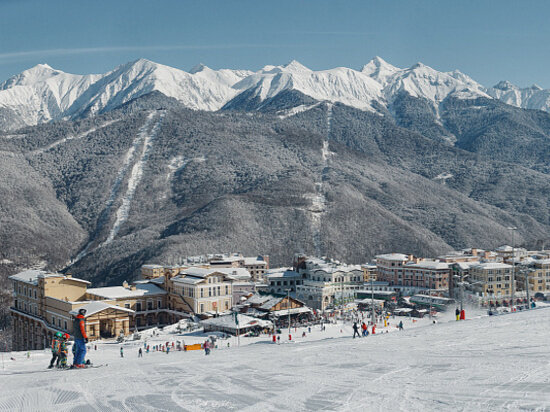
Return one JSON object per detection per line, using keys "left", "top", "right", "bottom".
{"left": 59, "top": 334, "right": 70, "bottom": 368}
{"left": 361, "top": 322, "right": 368, "bottom": 337}
{"left": 352, "top": 322, "right": 361, "bottom": 338}
{"left": 204, "top": 340, "right": 211, "bottom": 355}
{"left": 138, "top": 348, "right": 143, "bottom": 358}
{"left": 72, "top": 308, "right": 88, "bottom": 368}
{"left": 120, "top": 347, "right": 124, "bottom": 358}
{"left": 455, "top": 307, "right": 460, "bottom": 321}
{"left": 48, "top": 332, "right": 62, "bottom": 368}
{"left": 398, "top": 320, "right": 403, "bottom": 330}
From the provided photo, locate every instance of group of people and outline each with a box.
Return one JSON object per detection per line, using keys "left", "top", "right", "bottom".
{"left": 48, "top": 307, "right": 89, "bottom": 369}
{"left": 352, "top": 319, "right": 404, "bottom": 338}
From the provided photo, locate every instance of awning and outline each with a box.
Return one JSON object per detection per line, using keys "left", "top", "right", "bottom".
{"left": 271, "top": 307, "right": 312, "bottom": 317}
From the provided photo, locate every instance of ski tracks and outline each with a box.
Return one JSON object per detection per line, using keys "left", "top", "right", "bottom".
{"left": 30, "top": 118, "right": 121, "bottom": 155}
{"left": 74, "top": 111, "right": 164, "bottom": 261}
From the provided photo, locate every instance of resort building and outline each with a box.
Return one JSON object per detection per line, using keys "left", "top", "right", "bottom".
{"left": 294, "top": 257, "right": 364, "bottom": 310}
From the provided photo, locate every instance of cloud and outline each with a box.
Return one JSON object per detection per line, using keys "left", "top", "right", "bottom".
{"left": 0, "top": 44, "right": 297, "bottom": 63}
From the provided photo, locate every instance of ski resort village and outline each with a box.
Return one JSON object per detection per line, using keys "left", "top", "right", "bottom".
{"left": 8, "top": 246, "right": 550, "bottom": 352}
{"left": 3, "top": 248, "right": 550, "bottom": 410}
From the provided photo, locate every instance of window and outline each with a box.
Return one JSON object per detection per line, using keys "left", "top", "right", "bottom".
{"left": 209, "top": 288, "right": 212, "bottom": 297}
{"left": 58, "top": 319, "right": 61, "bottom": 327}
{"left": 217, "top": 286, "right": 221, "bottom": 296}
{"left": 200, "top": 303, "right": 204, "bottom": 312}
{"left": 136, "top": 302, "right": 142, "bottom": 311}
{"left": 200, "top": 289, "right": 204, "bottom": 298}
{"left": 52, "top": 315, "right": 55, "bottom": 324}
{"left": 34, "top": 290, "right": 37, "bottom": 299}
{"left": 225, "top": 285, "right": 229, "bottom": 295}
{"left": 64, "top": 321, "right": 67, "bottom": 330}
{"left": 225, "top": 301, "right": 229, "bottom": 309}
{"left": 147, "top": 301, "right": 153, "bottom": 310}
{"left": 157, "top": 300, "right": 162, "bottom": 309}
{"left": 125, "top": 303, "right": 130, "bottom": 309}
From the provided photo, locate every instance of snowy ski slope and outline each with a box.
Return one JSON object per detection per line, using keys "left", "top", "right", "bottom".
{"left": 1, "top": 308, "right": 550, "bottom": 411}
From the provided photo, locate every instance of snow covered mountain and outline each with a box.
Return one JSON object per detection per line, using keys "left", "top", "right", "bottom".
{"left": 0, "top": 57, "right": 549, "bottom": 130}
{"left": 488, "top": 80, "right": 550, "bottom": 112}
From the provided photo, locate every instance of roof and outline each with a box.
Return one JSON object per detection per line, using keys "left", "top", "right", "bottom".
{"left": 87, "top": 283, "right": 166, "bottom": 299}
{"left": 471, "top": 262, "right": 513, "bottom": 270}
{"left": 213, "top": 267, "right": 251, "bottom": 280}
{"left": 9, "top": 270, "right": 91, "bottom": 286}
{"left": 69, "top": 301, "right": 135, "bottom": 317}
{"left": 246, "top": 294, "right": 273, "bottom": 305}
{"left": 405, "top": 260, "right": 450, "bottom": 270}
{"left": 142, "top": 264, "right": 163, "bottom": 269}
{"left": 259, "top": 296, "right": 284, "bottom": 310}
{"left": 266, "top": 269, "right": 301, "bottom": 279}
{"left": 452, "top": 261, "right": 480, "bottom": 270}
{"left": 172, "top": 275, "right": 204, "bottom": 285}
{"left": 244, "top": 257, "right": 267, "bottom": 265}
{"left": 201, "top": 314, "right": 272, "bottom": 330}
{"left": 376, "top": 253, "right": 410, "bottom": 261}
{"left": 270, "top": 307, "right": 311, "bottom": 317}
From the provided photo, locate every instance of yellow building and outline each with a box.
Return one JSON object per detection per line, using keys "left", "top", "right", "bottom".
{"left": 527, "top": 259, "right": 550, "bottom": 294}
{"left": 166, "top": 267, "right": 233, "bottom": 318}
{"left": 469, "top": 262, "right": 514, "bottom": 304}
{"left": 10, "top": 270, "right": 138, "bottom": 350}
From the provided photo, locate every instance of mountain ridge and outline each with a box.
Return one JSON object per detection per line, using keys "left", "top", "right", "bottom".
{"left": 1, "top": 57, "right": 550, "bottom": 131}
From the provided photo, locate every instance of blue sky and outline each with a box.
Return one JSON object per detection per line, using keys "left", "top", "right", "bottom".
{"left": 0, "top": 0, "right": 549, "bottom": 87}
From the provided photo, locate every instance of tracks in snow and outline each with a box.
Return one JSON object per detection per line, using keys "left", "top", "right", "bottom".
{"left": 307, "top": 102, "right": 333, "bottom": 257}
{"left": 30, "top": 119, "right": 121, "bottom": 155}
{"left": 73, "top": 111, "right": 165, "bottom": 262}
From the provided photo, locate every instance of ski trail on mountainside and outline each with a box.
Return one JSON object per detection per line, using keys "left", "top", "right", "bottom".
{"left": 30, "top": 119, "right": 121, "bottom": 155}
{"left": 308, "top": 102, "right": 333, "bottom": 257}
{"left": 102, "top": 111, "right": 165, "bottom": 245}
{"left": 73, "top": 112, "right": 161, "bottom": 262}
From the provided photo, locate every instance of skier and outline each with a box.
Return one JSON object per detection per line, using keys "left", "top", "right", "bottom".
{"left": 352, "top": 322, "right": 360, "bottom": 338}
{"left": 72, "top": 308, "right": 88, "bottom": 368}
{"left": 48, "top": 332, "right": 62, "bottom": 368}
{"left": 398, "top": 320, "right": 403, "bottom": 330}
{"left": 361, "top": 322, "right": 367, "bottom": 337}
{"left": 138, "top": 348, "right": 143, "bottom": 358}
{"left": 204, "top": 340, "right": 211, "bottom": 356}
{"left": 455, "top": 307, "right": 460, "bottom": 321}
{"left": 120, "top": 347, "right": 124, "bottom": 358}
{"left": 58, "top": 334, "right": 70, "bottom": 369}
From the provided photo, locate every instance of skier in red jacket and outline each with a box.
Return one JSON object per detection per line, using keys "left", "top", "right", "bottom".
{"left": 72, "top": 308, "right": 88, "bottom": 368}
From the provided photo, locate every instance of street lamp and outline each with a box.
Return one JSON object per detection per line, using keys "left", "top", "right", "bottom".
{"left": 507, "top": 226, "right": 518, "bottom": 308}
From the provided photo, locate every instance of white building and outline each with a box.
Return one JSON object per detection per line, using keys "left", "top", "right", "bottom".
{"left": 295, "top": 257, "right": 364, "bottom": 310}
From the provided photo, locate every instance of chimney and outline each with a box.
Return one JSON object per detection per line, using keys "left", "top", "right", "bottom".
{"left": 66, "top": 274, "right": 72, "bottom": 278}
{"left": 122, "top": 281, "right": 129, "bottom": 289}
{"left": 130, "top": 285, "right": 137, "bottom": 291}
{"left": 471, "top": 248, "right": 478, "bottom": 256}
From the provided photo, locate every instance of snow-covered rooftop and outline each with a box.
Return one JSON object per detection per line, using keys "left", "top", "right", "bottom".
{"left": 87, "top": 284, "right": 166, "bottom": 299}
{"left": 405, "top": 260, "right": 450, "bottom": 270}
{"left": 69, "top": 301, "right": 135, "bottom": 317}
{"left": 9, "top": 270, "right": 91, "bottom": 286}
{"left": 172, "top": 276, "right": 204, "bottom": 285}
{"left": 265, "top": 269, "right": 301, "bottom": 279}
{"left": 201, "top": 314, "right": 272, "bottom": 330}
{"left": 376, "top": 253, "right": 410, "bottom": 261}
{"left": 471, "top": 262, "right": 513, "bottom": 270}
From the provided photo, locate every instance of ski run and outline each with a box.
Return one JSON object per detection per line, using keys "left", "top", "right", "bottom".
{"left": 74, "top": 111, "right": 164, "bottom": 261}
{"left": 2, "top": 307, "right": 550, "bottom": 411}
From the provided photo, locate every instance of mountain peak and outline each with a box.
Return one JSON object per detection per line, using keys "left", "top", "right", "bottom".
{"left": 189, "top": 63, "right": 210, "bottom": 74}
{"left": 361, "top": 56, "right": 400, "bottom": 82}
{"left": 283, "top": 60, "right": 310, "bottom": 72}
{"left": 493, "top": 80, "right": 516, "bottom": 90}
